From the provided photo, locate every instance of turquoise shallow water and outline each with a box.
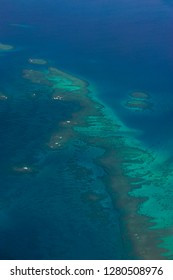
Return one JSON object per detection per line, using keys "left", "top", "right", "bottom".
{"left": 0, "top": 0, "right": 173, "bottom": 259}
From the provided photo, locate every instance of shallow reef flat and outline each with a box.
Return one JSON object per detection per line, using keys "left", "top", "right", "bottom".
{"left": 22, "top": 62, "right": 173, "bottom": 259}
{"left": 48, "top": 67, "right": 88, "bottom": 93}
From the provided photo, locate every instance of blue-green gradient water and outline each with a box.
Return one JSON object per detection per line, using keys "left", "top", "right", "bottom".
{"left": 0, "top": 0, "right": 173, "bottom": 259}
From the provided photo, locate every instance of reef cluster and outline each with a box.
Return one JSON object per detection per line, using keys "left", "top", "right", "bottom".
{"left": 124, "top": 91, "right": 152, "bottom": 111}
{"left": 21, "top": 59, "right": 173, "bottom": 259}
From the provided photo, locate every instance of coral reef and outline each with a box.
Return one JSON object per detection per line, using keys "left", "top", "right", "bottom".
{"left": 0, "top": 43, "right": 13, "bottom": 51}
{"left": 130, "top": 91, "right": 149, "bottom": 99}
{"left": 22, "top": 63, "right": 173, "bottom": 259}
{"left": 28, "top": 58, "right": 47, "bottom": 65}
{"left": 124, "top": 91, "right": 152, "bottom": 111}
{"left": 0, "top": 93, "right": 8, "bottom": 100}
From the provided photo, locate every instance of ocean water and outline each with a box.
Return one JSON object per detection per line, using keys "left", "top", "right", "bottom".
{"left": 0, "top": 0, "right": 173, "bottom": 259}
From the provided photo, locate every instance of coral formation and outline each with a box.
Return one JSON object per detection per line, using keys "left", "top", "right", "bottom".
{"left": 124, "top": 91, "right": 152, "bottom": 111}
{"left": 12, "top": 166, "right": 34, "bottom": 174}
{"left": 28, "top": 58, "right": 47, "bottom": 65}
{"left": 22, "top": 63, "right": 173, "bottom": 259}
{"left": 0, "top": 93, "right": 8, "bottom": 100}
{"left": 130, "top": 91, "right": 149, "bottom": 99}
{"left": 0, "top": 42, "right": 13, "bottom": 51}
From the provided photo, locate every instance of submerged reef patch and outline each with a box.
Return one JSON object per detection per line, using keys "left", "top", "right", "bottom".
{"left": 130, "top": 91, "right": 150, "bottom": 99}
{"left": 23, "top": 69, "right": 52, "bottom": 86}
{"left": 0, "top": 42, "right": 13, "bottom": 51}
{"left": 124, "top": 91, "right": 152, "bottom": 111}
{"left": 28, "top": 58, "right": 47, "bottom": 65}
{"left": 0, "top": 92, "right": 8, "bottom": 100}
{"left": 22, "top": 62, "right": 173, "bottom": 259}
{"left": 12, "top": 165, "right": 35, "bottom": 174}
{"left": 126, "top": 100, "right": 152, "bottom": 110}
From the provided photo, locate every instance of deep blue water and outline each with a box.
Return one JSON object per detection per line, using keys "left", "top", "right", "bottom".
{"left": 0, "top": 0, "right": 173, "bottom": 259}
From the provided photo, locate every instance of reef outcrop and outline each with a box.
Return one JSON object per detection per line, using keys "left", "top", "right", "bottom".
{"left": 0, "top": 93, "right": 8, "bottom": 100}
{"left": 124, "top": 91, "right": 152, "bottom": 111}
{"left": 28, "top": 58, "right": 47, "bottom": 65}
{"left": 0, "top": 43, "right": 13, "bottom": 51}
